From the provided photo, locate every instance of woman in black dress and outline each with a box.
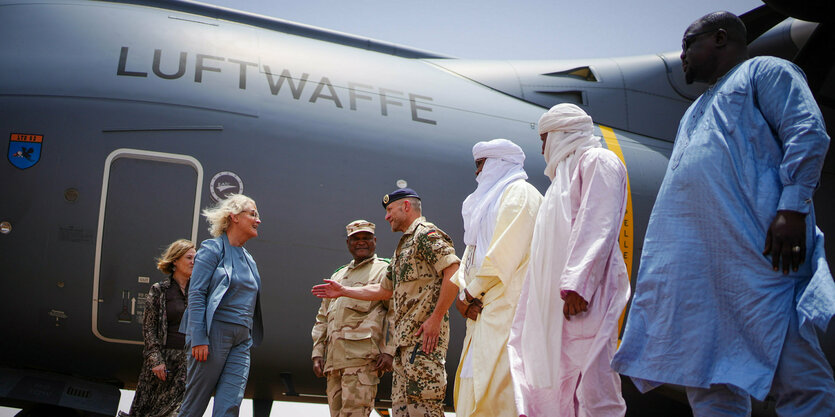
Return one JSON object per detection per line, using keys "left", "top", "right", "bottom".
{"left": 122, "top": 239, "right": 195, "bottom": 417}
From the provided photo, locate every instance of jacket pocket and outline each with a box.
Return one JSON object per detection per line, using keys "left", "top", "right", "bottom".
{"left": 357, "top": 369, "right": 380, "bottom": 386}
{"left": 346, "top": 300, "right": 373, "bottom": 313}
{"left": 340, "top": 335, "right": 375, "bottom": 360}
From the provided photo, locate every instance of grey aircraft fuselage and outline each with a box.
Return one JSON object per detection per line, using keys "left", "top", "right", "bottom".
{"left": 1, "top": 1, "right": 833, "bottom": 416}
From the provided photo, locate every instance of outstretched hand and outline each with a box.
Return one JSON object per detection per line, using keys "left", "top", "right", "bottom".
{"left": 763, "top": 210, "right": 806, "bottom": 274}
{"left": 311, "top": 279, "right": 345, "bottom": 298}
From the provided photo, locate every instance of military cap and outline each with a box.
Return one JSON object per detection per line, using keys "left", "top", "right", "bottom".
{"left": 382, "top": 188, "right": 420, "bottom": 208}
{"left": 346, "top": 220, "right": 375, "bottom": 236}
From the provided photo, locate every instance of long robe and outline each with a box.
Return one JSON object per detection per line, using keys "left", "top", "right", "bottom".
{"left": 454, "top": 179, "right": 542, "bottom": 417}
{"left": 612, "top": 56, "right": 835, "bottom": 401}
{"left": 508, "top": 147, "right": 630, "bottom": 417}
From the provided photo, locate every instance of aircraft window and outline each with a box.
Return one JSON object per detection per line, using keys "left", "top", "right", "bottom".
{"left": 535, "top": 90, "right": 586, "bottom": 106}
{"left": 542, "top": 67, "right": 598, "bottom": 82}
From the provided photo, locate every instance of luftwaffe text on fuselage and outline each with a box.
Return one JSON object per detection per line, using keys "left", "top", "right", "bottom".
{"left": 117, "top": 47, "right": 437, "bottom": 125}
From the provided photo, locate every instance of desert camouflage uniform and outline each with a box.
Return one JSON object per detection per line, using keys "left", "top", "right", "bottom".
{"left": 312, "top": 255, "right": 395, "bottom": 417}
{"left": 325, "top": 363, "right": 380, "bottom": 417}
{"left": 381, "top": 217, "right": 459, "bottom": 417}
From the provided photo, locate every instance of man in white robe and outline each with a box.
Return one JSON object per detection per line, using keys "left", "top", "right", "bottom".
{"left": 507, "top": 103, "right": 630, "bottom": 417}
{"left": 453, "top": 139, "right": 542, "bottom": 417}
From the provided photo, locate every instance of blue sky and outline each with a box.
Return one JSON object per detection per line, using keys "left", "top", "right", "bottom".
{"left": 201, "top": 0, "right": 763, "bottom": 59}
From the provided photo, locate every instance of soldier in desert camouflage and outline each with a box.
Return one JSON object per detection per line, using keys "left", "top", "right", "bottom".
{"left": 312, "top": 220, "right": 396, "bottom": 417}
{"left": 313, "top": 189, "right": 461, "bottom": 417}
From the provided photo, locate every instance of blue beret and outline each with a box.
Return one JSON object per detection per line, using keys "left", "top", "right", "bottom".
{"left": 382, "top": 188, "right": 420, "bottom": 208}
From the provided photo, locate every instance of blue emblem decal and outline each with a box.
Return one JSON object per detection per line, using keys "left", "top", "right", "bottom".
{"left": 8, "top": 133, "right": 43, "bottom": 170}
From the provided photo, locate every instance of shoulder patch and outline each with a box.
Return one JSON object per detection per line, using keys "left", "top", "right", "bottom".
{"left": 378, "top": 257, "right": 391, "bottom": 264}
{"left": 332, "top": 264, "right": 349, "bottom": 274}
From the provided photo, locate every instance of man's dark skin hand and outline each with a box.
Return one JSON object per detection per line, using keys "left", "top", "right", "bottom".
{"left": 763, "top": 210, "right": 807, "bottom": 274}
{"left": 465, "top": 302, "right": 483, "bottom": 320}
{"left": 563, "top": 290, "right": 588, "bottom": 320}
{"left": 312, "top": 356, "right": 325, "bottom": 378}
{"left": 454, "top": 290, "right": 483, "bottom": 320}
{"left": 374, "top": 353, "right": 393, "bottom": 375}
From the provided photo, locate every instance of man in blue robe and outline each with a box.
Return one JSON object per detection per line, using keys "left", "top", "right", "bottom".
{"left": 612, "top": 11, "right": 835, "bottom": 416}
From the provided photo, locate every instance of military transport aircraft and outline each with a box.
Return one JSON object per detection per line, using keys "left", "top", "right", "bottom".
{"left": 1, "top": 0, "right": 833, "bottom": 416}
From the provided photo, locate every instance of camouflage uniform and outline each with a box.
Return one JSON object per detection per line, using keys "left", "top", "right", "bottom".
{"left": 312, "top": 255, "right": 396, "bottom": 417}
{"left": 325, "top": 363, "right": 380, "bottom": 417}
{"left": 381, "top": 217, "right": 459, "bottom": 417}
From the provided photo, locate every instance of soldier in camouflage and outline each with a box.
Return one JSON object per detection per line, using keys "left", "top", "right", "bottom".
{"left": 313, "top": 188, "right": 461, "bottom": 417}
{"left": 311, "top": 220, "right": 396, "bottom": 417}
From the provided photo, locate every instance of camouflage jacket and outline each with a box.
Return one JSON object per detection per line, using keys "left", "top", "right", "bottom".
{"left": 142, "top": 277, "right": 186, "bottom": 369}
{"left": 381, "top": 217, "right": 459, "bottom": 348}
{"left": 312, "top": 255, "right": 396, "bottom": 372}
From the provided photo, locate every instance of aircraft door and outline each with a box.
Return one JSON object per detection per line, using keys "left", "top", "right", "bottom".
{"left": 92, "top": 149, "right": 203, "bottom": 344}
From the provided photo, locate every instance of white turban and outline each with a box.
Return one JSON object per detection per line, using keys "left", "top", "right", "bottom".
{"left": 538, "top": 103, "right": 601, "bottom": 180}
{"left": 472, "top": 138, "right": 526, "bottom": 165}
{"left": 462, "top": 139, "right": 528, "bottom": 271}
{"left": 538, "top": 103, "right": 594, "bottom": 135}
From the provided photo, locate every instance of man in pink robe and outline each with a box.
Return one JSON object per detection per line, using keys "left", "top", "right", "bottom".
{"left": 507, "top": 103, "right": 630, "bottom": 417}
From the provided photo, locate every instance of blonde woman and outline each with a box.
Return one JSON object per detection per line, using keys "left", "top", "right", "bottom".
{"left": 179, "top": 194, "right": 264, "bottom": 417}
{"left": 123, "top": 239, "right": 196, "bottom": 417}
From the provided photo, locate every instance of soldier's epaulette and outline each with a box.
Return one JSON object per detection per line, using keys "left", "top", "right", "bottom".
{"left": 333, "top": 264, "right": 349, "bottom": 274}
{"left": 378, "top": 257, "right": 391, "bottom": 264}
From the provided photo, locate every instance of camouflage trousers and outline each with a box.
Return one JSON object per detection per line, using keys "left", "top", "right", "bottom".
{"left": 326, "top": 363, "right": 380, "bottom": 417}
{"left": 391, "top": 344, "right": 447, "bottom": 417}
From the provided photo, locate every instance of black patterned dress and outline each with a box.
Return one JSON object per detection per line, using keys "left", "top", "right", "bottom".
{"left": 124, "top": 277, "right": 188, "bottom": 417}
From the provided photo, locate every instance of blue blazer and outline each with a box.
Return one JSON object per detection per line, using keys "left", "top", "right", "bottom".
{"left": 181, "top": 233, "right": 264, "bottom": 347}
